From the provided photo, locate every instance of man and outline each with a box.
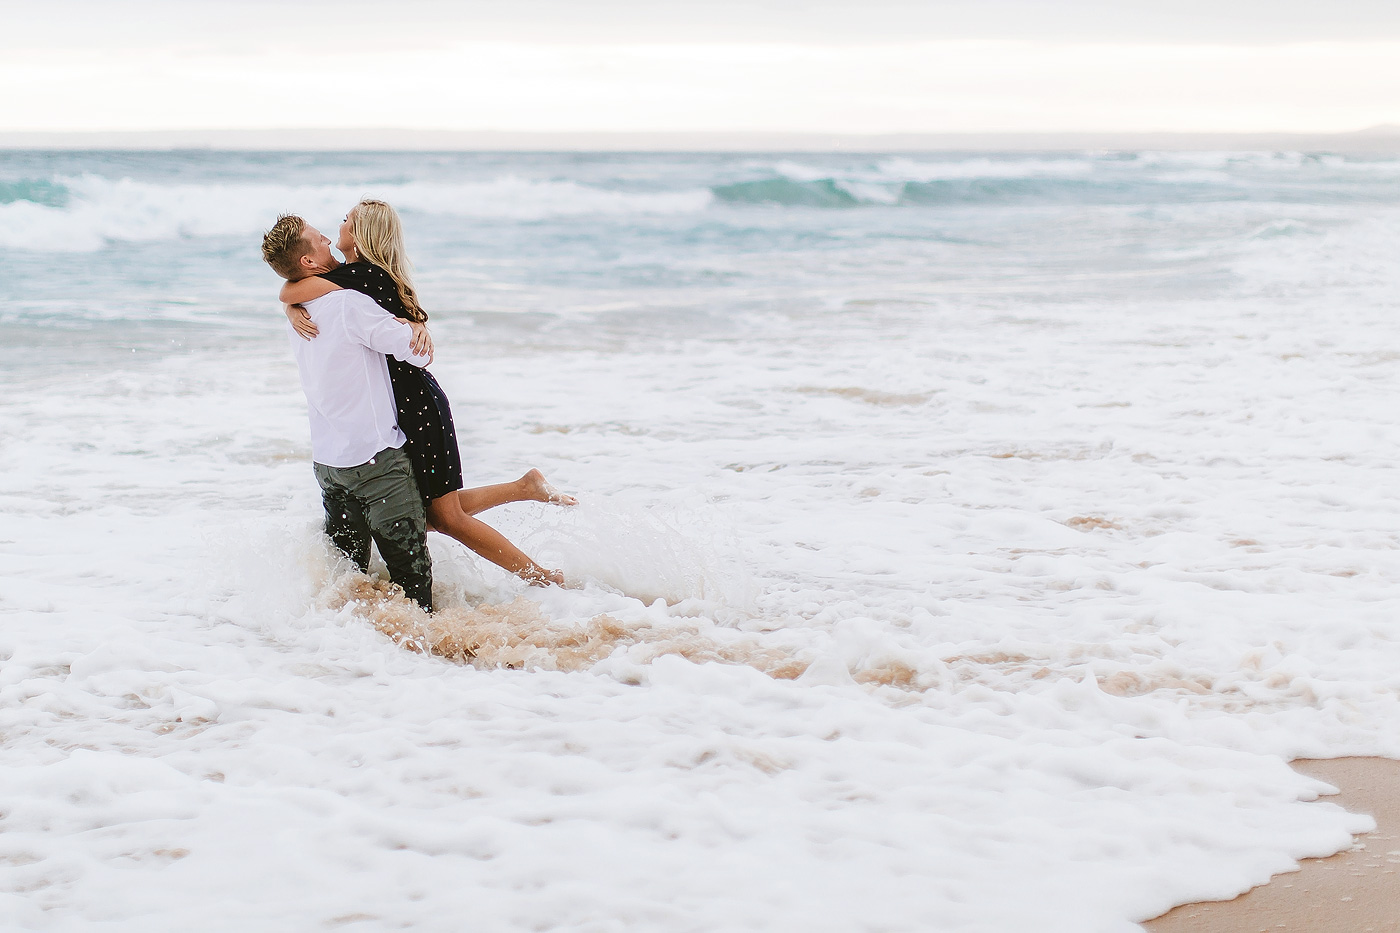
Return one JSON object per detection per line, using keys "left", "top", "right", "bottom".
{"left": 261, "top": 213, "right": 435, "bottom": 610}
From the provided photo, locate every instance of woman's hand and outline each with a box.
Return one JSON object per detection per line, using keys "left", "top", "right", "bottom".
{"left": 398, "top": 318, "right": 434, "bottom": 362}
{"left": 286, "top": 303, "right": 318, "bottom": 340}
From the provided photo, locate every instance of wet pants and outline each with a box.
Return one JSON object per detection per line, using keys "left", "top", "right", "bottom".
{"left": 313, "top": 445, "right": 433, "bottom": 611}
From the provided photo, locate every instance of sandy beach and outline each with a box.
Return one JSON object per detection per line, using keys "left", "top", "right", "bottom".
{"left": 1148, "top": 758, "right": 1400, "bottom": 932}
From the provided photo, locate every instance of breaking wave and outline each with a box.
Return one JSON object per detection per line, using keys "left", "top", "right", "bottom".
{"left": 711, "top": 153, "right": 1400, "bottom": 208}
{"left": 710, "top": 171, "right": 1250, "bottom": 208}
{"left": 0, "top": 174, "right": 713, "bottom": 252}
{"left": 0, "top": 177, "right": 70, "bottom": 207}
{"left": 713, "top": 178, "right": 862, "bottom": 208}
{"left": 8, "top": 150, "right": 1399, "bottom": 252}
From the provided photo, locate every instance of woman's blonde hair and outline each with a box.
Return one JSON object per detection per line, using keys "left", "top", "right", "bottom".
{"left": 350, "top": 199, "right": 426, "bottom": 322}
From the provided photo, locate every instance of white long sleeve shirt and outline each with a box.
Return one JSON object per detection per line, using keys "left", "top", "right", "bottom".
{"left": 287, "top": 288, "right": 430, "bottom": 468}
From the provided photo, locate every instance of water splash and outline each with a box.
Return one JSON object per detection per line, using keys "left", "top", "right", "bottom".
{"left": 321, "top": 575, "right": 807, "bottom": 679}
{"left": 515, "top": 498, "right": 755, "bottom": 609}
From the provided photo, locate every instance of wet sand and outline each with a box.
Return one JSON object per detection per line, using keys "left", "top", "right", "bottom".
{"left": 1146, "top": 758, "right": 1400, "bottom": 933}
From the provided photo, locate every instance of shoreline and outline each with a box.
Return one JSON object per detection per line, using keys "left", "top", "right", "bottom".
{"left": 1145, "top": 757, "right": 1400, "bottom": 932}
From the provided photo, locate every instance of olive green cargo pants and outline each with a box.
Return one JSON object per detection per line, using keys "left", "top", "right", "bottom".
{"left": 313, "top": 445, "right": 433, "bottom": 611}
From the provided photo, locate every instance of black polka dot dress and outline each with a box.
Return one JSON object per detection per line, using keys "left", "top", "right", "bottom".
{"left": 319, "top": 261, "right": 464, "bottom": 505}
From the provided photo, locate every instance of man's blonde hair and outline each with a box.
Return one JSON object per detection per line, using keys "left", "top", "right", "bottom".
{"left": 261, "top": 213, "right": 310, "bottom": 280}
{"left": 350, "top": 199, "right": 425, "bottom": 322}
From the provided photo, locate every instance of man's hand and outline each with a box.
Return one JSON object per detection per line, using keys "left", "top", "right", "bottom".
{"left": 398, "top": 318, "right": 434, "bottom": 363}
{"left": 285, "top": 303, "right": 318, "bottom": 340}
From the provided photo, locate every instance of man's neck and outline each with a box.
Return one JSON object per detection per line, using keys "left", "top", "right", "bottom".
{"left": 303, "top": 258, "right": 342, "bottom": 277}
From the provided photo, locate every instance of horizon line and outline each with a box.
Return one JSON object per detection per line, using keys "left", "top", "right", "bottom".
{"left": 4, "top": 126, "right": 1400, "bottom": 153}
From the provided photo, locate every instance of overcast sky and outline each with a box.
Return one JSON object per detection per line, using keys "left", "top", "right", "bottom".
{"left": 3, "top": 0, "right": 1399, "bottom": 134}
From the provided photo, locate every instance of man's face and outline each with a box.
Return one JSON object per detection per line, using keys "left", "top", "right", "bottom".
{"left": 298, "top": 225, "right": 339, "bottom": 275}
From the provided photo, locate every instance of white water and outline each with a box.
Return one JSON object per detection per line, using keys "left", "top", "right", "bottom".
{"left": 2, "top": 150, "right": 1399, "bottom": 930}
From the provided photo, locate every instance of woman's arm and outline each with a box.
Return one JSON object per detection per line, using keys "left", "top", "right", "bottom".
{"left": 279, "top": 276, "right": 341, "bottom": 305}
{"left": 279, "top": 276, "right": 342, "bottom": 340}
{"left": 285, "top": 303, "right": 318, "bottom": 340}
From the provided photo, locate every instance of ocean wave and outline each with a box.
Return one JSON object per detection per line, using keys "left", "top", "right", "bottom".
{"left": 713, "top": 156, "right": 1101, "bottom": 207}
{"left": 0, "top": 177, "right": 70, "bottom": 208}
{"left": 874, "top": 156, "right": 1096, "bottom": 182}
{"left": 711, "top": 178, "right": 863, "bottom": 208}
{"left": 711, "top": 153, "right": 1400, "bottom": 210}
{"left": 1131, "top": 150, "right": 1400, "bottom": 176}
{"left": 0, "top": 174, "right": 713, "bottom": 252}
{"left": 710, "top": 174, "right": 1201, "bottom": 208}
{"left": 896, "top": 177, "right": 1147, "bottom": 205}
{"left": 7, "top": 152, "right": 1398, "bottom": 253}
{"left": 710, "top": 150, "right": 1293, "bottom": 208}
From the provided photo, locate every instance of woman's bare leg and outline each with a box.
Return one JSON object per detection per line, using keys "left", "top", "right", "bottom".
{"left": 427, "top": 492, "right": 564, "bottom": 586}
{"left": 457, "top": 468, "right": 577, "bottom": 516}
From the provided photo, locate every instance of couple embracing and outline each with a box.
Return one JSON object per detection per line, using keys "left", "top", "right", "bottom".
{"left": 260, "top": 200, "right": 572, "bottom": 612}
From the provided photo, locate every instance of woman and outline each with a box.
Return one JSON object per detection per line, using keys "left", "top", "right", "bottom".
{"left": 280, "top": 199, "right": 572, "bottom": 586}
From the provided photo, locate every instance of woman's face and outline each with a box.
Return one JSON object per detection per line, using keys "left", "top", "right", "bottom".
{"left": 335, "top": 209, "right": 357, "bottom": 258}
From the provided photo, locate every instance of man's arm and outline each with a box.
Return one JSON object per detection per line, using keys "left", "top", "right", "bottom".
{"left": 340, "top": 291, "right": 432, "bottom": 368}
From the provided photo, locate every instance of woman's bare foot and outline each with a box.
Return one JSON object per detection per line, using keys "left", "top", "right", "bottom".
{"left": 521, "top": 566, "right": 566, "bottom": 587}
{"left": 521, "top": 468, "right": 577, "bottom": 506}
